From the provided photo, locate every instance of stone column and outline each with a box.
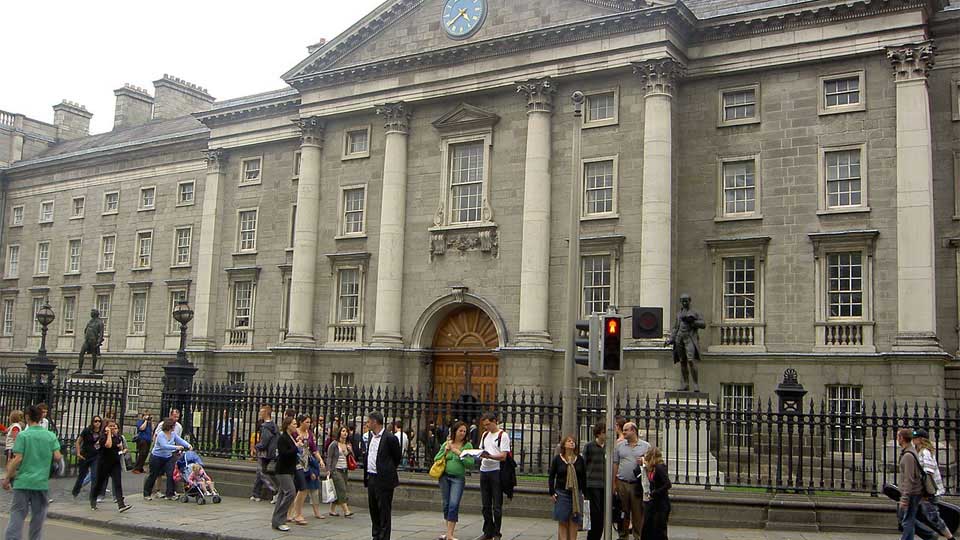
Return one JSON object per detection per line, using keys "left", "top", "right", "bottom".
{"left": 371, "top": 103, "right": 411, "bottom": 347}
{"left": 190, "top": 149, "right": 225, "bottom": 349}
{"left": 633, "top": 58, "right": 684, "bottom": 332}
{"left": 888, "top": 41, "right": 940, "bottom": 350}
{"left": 515, "top": 78, "right": 556, "bottom": 346}
{"left": 285, "top": 117, "right": 324, "bottom": 345}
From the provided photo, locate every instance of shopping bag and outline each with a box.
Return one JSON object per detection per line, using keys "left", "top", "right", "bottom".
{"left": 321, "top": 477, "right": 337, "bottom": 503}
{"left": 582, "top": 498, "right": 591, "bottom": 531}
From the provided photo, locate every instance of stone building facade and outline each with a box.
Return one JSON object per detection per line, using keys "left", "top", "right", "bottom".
{"left": 1, "top": 0, "right": 959, "bottom": 414}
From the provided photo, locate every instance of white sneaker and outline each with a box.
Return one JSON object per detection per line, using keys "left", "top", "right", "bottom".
{"left": 271, "top": 495, "right": 278, "bottom": 504}
{"left": 250, "top": 496, "right": 261, "bottom": 502}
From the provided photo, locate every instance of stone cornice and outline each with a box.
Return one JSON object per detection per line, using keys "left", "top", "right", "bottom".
{"left": 195, "top": 92, "right": 301, "bottom": 128}
{"left": 887, "top": 40, "right": 936, "bottom": 82}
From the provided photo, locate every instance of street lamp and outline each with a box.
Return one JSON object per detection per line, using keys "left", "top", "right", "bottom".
{"left": 172, "top": 300, "right": 194, "bottom": 365}
{"left": 34, "top": 302, "right": 55, "bottom": 364}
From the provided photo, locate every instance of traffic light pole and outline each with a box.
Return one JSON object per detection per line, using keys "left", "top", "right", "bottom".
{"left": 603, "top": 372, "right": 615, "bottom": 540}
{"left": 562, "top": 91, "right": 585, "bottom": 439}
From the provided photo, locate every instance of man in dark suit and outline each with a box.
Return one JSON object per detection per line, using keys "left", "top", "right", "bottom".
{"left": 363, "top": 411, "right": 401, "bottom": 540}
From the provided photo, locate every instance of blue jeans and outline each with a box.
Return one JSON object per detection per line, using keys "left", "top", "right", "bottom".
{"left": 439, "top": 474, "right": 465, "bottom": 523}
{"left": 4, "top": 489, "right": 48, "bottom": 540}
{"left": 898, "top": 494, "right": 922, "bottom": 540}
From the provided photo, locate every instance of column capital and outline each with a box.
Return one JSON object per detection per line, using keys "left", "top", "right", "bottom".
{"left": 376, "top": 102, "right": 412, "bottom": 135}
{"left": 296, "top": 116, "right": 325, "bottom": 148}
{"left": 516, "top": 78, "right": 557, "bottom": 114}
{"left": 203, "top": 148, "right": 224, "bottom": 170}
{"left": 886, "top": 41, "right": 936, "bottom": 83}
{"left": 632, "top": 58, "right": 685, "bottom": 98}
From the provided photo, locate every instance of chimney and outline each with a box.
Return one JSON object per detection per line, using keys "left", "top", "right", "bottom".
{"left": 152, "top": 74, "right": 215, "bottom": 119}
{"left": 52, "top": 100, "right": 93, "bottom": 140}
{"left": 113, "top": 84, "right": 154, "bottom": 129}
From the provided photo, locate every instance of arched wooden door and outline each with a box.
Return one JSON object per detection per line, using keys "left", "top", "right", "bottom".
{"left": 432, "top": 306, "right": 499, "bottom": 403}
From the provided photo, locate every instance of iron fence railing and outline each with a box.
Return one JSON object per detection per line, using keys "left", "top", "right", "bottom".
{"left": 166, "top": 381, "right": 959, "bottom": 496}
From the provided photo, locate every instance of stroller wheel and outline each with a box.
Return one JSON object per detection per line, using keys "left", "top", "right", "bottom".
{"left": 180, "top": 495, "right": 190, "bottom": 503}
{"left": 212, "top": 496, "right": 222, "bottom": 504}
{"left": 197, "top": 497, "right": 206, "bottom": 505}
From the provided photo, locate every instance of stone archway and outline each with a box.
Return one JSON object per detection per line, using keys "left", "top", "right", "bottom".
{"left": 431, "top": 306, "right": 500, "bottom": 403}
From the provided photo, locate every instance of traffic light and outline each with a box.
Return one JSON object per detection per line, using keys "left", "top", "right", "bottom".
{"left": 574, "top": 315, "right": 600, "bottom": 371}
{"left": 601, "top": 314, "right": 623, "bottom": 371}
{"left": 631, "top": 307, "right": 662, "bottom": 339}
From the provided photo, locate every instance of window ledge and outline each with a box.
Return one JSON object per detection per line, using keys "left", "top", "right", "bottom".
{"left": 334, "top": 234, "right": 368, "bottom": 241}
{"left": 175, "top": 202, "right": 194, "bottom": 208}
{"left": 714, "top": 214, "right": 763, "bottom": 223}
{"left": 232, "top": 251, "right": 258, "bottom": 257}
{"left": 238, "top": 180, "right": 262, "bottom": 187}
{"left": 9, "top": 224, "right": 22, "bottom": 228}
{"left": 63, "top": 272, "right": 81, "bottom": 277}
{"left": 131, "top": 267, "right": 152, "bottom": 272}
{"left": 291, "top": 176, "right": 299, "bottom": 182}
{"left": 96, "top": 270, "right": 116, "bottom": 275}
{"left": 341, "top": 153, "right": 370, "bottom": 161}
{"left": 817, "top": 207, "right": 871, "bottom": 216}
{"left": 102, "top": 211, "right": 118, "bottom": 216}
{"left": 717, "top": 118, "right": 760, "bottom": 128}
{"left": 170, "top": 264, "right": 192, "bottom": 270}
{"left": 38, "top": 220, "right": 53, "bottom": 225}
{"left": 285, "top": 247, "right": 294, "bottom": 253}
{"left": 69, "top": 216, "right": 84, "bottom": 221}
{"left": 32, "top": 274, "right": 49, "bottom": 279}
{"left": 582, "top": 119, "right": 618, "bottom": 130}
{"left": 581, "top": 213, "right": 620, "bottom": 222}
{"left": 429, "top": 221, "right": 497, "bottom": 234}
{"left": 3, "top": 276, "right": 18, "bottom": 281}
{"left": 818, "top": 105, "right": 866, "bottom": 116}
{"left": 137, "top": 207, "right": 155, "bottom": 213}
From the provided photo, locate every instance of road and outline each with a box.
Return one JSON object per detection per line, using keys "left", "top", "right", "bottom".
{"left": 0, "top": 516, "right": 161, "bottom": 540}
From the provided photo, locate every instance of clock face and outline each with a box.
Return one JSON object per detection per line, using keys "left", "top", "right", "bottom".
{"left": 442, "top": 0, "right": 487, "bottom": 40}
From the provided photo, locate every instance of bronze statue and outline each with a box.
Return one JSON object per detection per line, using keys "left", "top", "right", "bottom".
{"left": 77, "top": 308, "right": 104, "bottom": 373}
{"left": 665, "top": 294, "right": 705, "bottom": 392}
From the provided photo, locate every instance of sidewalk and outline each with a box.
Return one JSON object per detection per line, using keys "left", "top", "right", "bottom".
{"left": 0, "top": 473, "right": 897, "bottom": 540}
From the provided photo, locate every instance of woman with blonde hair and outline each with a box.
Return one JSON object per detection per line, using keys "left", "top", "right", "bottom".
{"left": 548, "top": 433, "right": 586, "bottom": 540}
{"left": 913, "top": 429, "right": 956, "bottom": 540}
{"left": 4, "top": 410, "right": 24, "bottom": 463}
{"left": 636, "top": 446, "right": 672, "bottom": 540}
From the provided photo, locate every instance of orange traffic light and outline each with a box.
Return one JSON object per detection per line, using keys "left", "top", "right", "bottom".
{"left": 606, "top": 319, "right": 618, "bottom": 335}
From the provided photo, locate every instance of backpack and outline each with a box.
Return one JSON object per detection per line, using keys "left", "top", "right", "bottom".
{"left": 482, "top": 431, "right": 518, "bottom": 500}
{"left": 912, "top": 451, "right": 939, "bottom": 497}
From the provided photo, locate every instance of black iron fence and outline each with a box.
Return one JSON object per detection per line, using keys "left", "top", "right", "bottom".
{"left": 0, "top": 373, "right": 128, "bottom": 474}
{"left": 170, "top": 381, "right": 959, "bottom": 496}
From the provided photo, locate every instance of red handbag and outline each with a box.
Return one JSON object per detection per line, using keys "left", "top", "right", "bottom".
{"left": 347, "top": 454, "right": 358, "bottom": 471}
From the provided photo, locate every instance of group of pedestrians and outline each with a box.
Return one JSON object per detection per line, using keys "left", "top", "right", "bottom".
{"left": 897, "top": 427, "right": 957, "bottom": 540}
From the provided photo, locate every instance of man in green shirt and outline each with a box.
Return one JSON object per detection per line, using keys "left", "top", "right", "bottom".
{"left": 2, "top": 404, "right": 62, "bottom": 540}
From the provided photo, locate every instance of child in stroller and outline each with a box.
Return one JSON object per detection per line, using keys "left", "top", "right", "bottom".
{"left": 174, "top": 451, "right": 221, "bottom": 505}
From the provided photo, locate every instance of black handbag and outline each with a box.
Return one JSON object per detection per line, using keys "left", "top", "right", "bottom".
{"left": 120, "top": 436, "right": 135, "bottom": 471}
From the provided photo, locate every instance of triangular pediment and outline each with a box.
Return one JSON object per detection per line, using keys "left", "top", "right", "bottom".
{"left": 432, "top": 103, "right": 500, "bottom": 133}
{"left": 284, "top": 0, "right": 655, "bottom": 83}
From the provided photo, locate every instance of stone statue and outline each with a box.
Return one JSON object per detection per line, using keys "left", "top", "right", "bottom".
{"left": 77, "top": 308, "right": 104, "bottom": 373}
{"left": 665, "top": 294, "right": 705, "bottom": 392}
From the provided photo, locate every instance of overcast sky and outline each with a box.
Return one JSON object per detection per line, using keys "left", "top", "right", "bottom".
{"left": 1, "top": 0, "right": 386, "bottom": 134}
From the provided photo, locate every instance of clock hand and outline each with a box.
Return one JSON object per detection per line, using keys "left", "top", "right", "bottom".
{"left": 446, "top": 9, "right": 466, "bottom": 27}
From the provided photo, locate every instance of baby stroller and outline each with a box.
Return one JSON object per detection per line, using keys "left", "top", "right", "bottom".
{"left": 174, "top": 451, "right": 222, "bottom": 505}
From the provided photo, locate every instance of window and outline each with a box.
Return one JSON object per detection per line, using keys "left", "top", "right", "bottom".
{"left": 340, "top": 187, "right": 366, "bottom": 236}
{"left": 135, "top": 231, "right": 153, "bottom": 269}
{"left": 577, "top": 377, "right": 607, "bottom": 442}
{"left": 31, "top": 296, "right": 48, "bottom": 335}
{"left": 240, "top": 157, "right": 262, "bottom": 185}
{"left": 819, "top": 72, "right": 865, "bottom": 114}
{"left": 233, "top": 281, "right": 253, "bottom": 328}
{"left": 2, "top": 298, "right": 14, "bottom": 336}
{"left": 289, "top": 205, "right": 297, "bottom": 248}
{"left": 827, "top": 385, "right": 864, "bottom": 453}
{"left": 169, "top": 289, "right": 188, "bottom": 333}
{"left": 825, "top": 149, "right": 862, "bottom": 209}
{"left": 827, "top": 252, "right": 862, "bottom": 318}
{"left": 173, "top": 227, "right": 192, "bottom": 266}
{"left": 227, "top": 371, "right": 246, "bottom": 387}
{"left": 449, "top": 142, "right": 484, "bottom": 224}
{"left": 582, "top": 254, "right": 612, "bottom": 315}
{"left": 343, "top": 127, "right": 371, "bottom": 159}
{"left": 584, "top": 90, "right": 618, "bottom": 127}
{"left": 65, "top": 239, "right": 82, "bottom": 274}
{"left": 35, "top": 241, "right": 50, "bottom": 275}
{"left": 177, "top": 181, "right": 194, "bottom": 206}
{"left": 139, "top": 187, "right": 156, "bottom": 210}
{"left": 71, "top": 197, "right": 85, "bottom": 219}
{"left": 721, "top": 160, "right": 757, "bottom": 216}
{"left": 130, "top": 292, "right": 147, "bottom": 335}
{"left": 103, "top": 191, "right": 119, "bottom": 214}
{"left": 293, "top": 152, "right": 301, "bottom": 178}
{"left": 336, "top": 268, "right": 360, "bottom": 322}
{"left": 582, "top": 158, "right": 616, "bottom": 217}
{"left": 718, "top": 85, "right": 759, "bottom": 127}
{"left": 6, "top": 245, "right": 19, "bottom": 278}
{"left": 331, "top": 372, "right": 355, "bottom": 392}
{"left": 10, "top": 205, "right": 23, "bottom": 226}
{"left": 126, "top": 371, "right": 141, "bottom": 412}
{"left": 99, "top": 235, "right": 116, "bottom": 272}
{"left": 62, "top": 296, "right": 76, "bottom": 335}
{"left": 39, "top": 200, "right": 54, "bottom": 223}
{"left": 723, "top": 257, "right": 756, "bottom": 320}
{"left": 721, "top": 383, "right": 754, "bottom": 447}
{"left": 237, "top": 210, "right": 258, "bottom": 252}
{"left": 96, "top": 293, "right": 111, "bottom": 334}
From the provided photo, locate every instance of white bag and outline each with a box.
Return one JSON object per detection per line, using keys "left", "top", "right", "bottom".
{"left": 321, "top": 477, "right": 337, "bottom": 504}
{"left": 581, "top": 498, "right": 591, "bottom": 531}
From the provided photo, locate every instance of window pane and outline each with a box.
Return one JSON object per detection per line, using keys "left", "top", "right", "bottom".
{"left": 584, "top": 160, "right": 614, "bottom": 215}
{"left": 827, "top": 252, "right": 863, "bottom": 318}
{"left": 131, "top": 293, "right": 147, "bottom": 334}
{"left": 337, "top": 269, "right": 360, "bottom": 322}
{"left": 239, "top": 211, "right": 258, "bottom": 251}
{"left": 243, "top": 159, "right": 261, "bottom": 182}
{"left": 723, "top": 161, "right": 756, "bottom": 215}
{"left": 62, "top": 296, "right": 76, "bottom": 334}
{"left": 723, "top": 89, "right": 756, "bottom": 121}
{"left": 96, "top": 294, "right": 111, "bottom": 334}
{"left": 348, "top": 130, "right": 369, "bottom": 154}
{"left": 587, "top": 92, "right": 615, "bottom": 122}
{"left": 178, "top": 183, "right": 194, "bottom": 204}
{"left": 582, "top": 255, "right": 612, "bottom": 315}
{"left": 824, "top": 77, "right": 861, "bottom": 107}
{"left": 175, "top": 228, "right": 191, "bottom": 265}
{"left": 3, "top": 298, "right": 14, "bottom": 336}
{"left": 828, "top": 385, "right": 864, "bottom": 453}
{"left": 343, "top": 189, "right": 365, "bottom": 234}
{"left": 233, "top": 281, "right": 253, "bottom": 328}
{"left": 723, "top": 257, "right": 756, "bottom": 320}
{"left": 137, "top": 232, "right": 152, "bottom": 268}
{"left": 450, "top": 142, "right": 484, "bottom": 223}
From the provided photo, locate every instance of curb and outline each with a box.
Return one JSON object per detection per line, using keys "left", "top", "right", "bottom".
{"left": 48, "top": 511, "right": 249, "bottom": 540}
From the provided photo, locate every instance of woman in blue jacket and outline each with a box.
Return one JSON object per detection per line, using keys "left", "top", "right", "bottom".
{"left": 142, "top": 419, "right": 191, "bottom": 500}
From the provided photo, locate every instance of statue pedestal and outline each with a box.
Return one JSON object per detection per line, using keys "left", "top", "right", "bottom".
{"left": 70, "top": 371, "right": 104, "bottom": 381}
{"left": 658, "top": 393, "right": 725, "bottom": 489}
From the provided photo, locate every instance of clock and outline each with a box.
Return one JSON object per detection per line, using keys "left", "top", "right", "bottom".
{"left": 442, "top": 0, "right": 487, "bottom": 40}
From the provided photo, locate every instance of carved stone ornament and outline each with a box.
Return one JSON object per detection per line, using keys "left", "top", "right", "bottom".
{"left": 296, "top": 116, "right": 324, "bottom": 147}
{"left": 632, "top": 58, "right": 685, "bottom": 97}
{"left": 516, "top": 78, "right": 557, "bottom": 114}
{"left": 430, "top": 227, "right": 499, "bottom": 259}
{"left": 376, "top": 102, "right": 411, "bottom": 135}
{"left": 887, "top": 41, "right": 936, "bottom": 83}
{"left": 451, "top": 285, "right": 468, "bottom": 304}
{"left": 203, "top": 148, "right": 224, "bottom": 168}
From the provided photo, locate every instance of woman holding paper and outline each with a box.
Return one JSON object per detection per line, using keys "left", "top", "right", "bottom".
{"left": 435, "top": 421, "right": 477, "bottom": 540}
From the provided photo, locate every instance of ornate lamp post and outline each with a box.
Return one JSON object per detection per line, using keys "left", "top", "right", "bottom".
{"left": 172, "top": 300, "right": 194, "bottom": 365}
{"left": 165, "top": 300, "right": 198, "bottom": 439}
{"left": 26, "top": 302, "right": 57, "bottom": 402}
{"left": 34, "top": 303, "right": 55, "bottom": 364}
